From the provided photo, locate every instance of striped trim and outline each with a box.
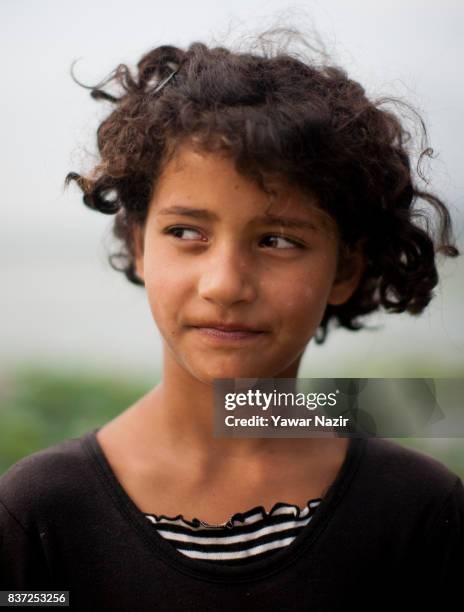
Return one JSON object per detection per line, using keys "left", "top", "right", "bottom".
{"left": 145, "top": 498, "right": 322, "bottom": 565}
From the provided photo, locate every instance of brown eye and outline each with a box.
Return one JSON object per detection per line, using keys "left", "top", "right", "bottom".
{"left": 261, "top": 235, "right": 304, "bottom": 249}
{"left": 164, "top": 226, "right": 204, "bottom": 241}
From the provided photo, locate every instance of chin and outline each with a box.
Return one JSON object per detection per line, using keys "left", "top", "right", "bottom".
{"left": 192, "top": 363, "right": 280, "bottom": 385}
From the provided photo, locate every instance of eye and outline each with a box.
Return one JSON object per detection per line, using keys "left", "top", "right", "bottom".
{"left": 164, "top": 226, "right": 205, "bottom": 241}
{"left": 261, "top": 235, "right": 305, "bottom": 249}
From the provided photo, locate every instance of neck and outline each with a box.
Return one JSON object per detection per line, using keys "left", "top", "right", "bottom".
{"left": 132, "top": 344, "right": 340, "bottom": 473}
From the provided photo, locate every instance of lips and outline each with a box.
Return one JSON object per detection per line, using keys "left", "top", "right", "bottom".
{"left": 190, "top": 321, "right": 266, "bottom": 333}
{"left": 187, "top": 320, "right": 268, "bottom": 342}
{"left": 192, "top": 327, "right": 265, "bottom": 341}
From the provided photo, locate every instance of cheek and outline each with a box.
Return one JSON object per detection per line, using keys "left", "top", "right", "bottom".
{"left": 268, "top": 275, "right": 330, "bottom": 316}
{"left": 266, "top": 271, "right": 333, "bottom": 346}
{"left": 143, "top": 259, "right": 187, "bottom": 332}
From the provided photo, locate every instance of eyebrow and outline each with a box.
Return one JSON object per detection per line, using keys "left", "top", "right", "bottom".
{"left": 155, "top": 205, "right": 320, "bottom": 232}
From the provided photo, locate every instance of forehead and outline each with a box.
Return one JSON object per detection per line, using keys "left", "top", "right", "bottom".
{"left": 152, "top": 140, "right": 336, "bottom": 232}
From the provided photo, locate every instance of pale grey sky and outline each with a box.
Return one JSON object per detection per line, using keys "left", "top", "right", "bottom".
{"left": 2, "top": 0, "right": 463, "bottom": 378}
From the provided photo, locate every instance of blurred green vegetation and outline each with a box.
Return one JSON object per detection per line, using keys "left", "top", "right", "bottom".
{"left": 0, "top": 366, "right": 153, "bottom": 475}
{"left": 0, "top": 366, "right": 463, "bottom": 479}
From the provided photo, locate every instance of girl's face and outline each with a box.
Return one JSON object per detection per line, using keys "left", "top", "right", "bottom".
{"left": 135, "top": 141, "right": 364, "bottom": 384}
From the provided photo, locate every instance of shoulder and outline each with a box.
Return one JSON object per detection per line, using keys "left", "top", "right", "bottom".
{"left": 360, "top": 437, "right": 462, "bottom": 508}
{"left": 0, "top": 431, "right": 96, "bottom": 529}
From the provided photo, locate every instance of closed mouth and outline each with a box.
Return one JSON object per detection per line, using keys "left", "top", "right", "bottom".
{"left": 191, "top": 327, "right": 266, "bottom": 340}
{"left": 189, "top": 321, "right": 268, "bottom": 333}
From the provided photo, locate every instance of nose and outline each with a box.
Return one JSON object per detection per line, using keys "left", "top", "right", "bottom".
{"left": 197, "top": 242, "right": 258, "bottom": 307}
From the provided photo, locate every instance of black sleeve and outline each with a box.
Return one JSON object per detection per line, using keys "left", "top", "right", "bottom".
{"left": 0, "top": 500, "right": 52, "bottom": 589}
{"left": 424, "top": 476, "right": 464, "bottom": 606}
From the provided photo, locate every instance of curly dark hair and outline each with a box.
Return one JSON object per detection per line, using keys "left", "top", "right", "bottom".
{"left": 64, "top": 29, "right": 460, "bottom": 344}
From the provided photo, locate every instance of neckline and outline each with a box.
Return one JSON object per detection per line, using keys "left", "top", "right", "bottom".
{"left": 145, "top": 497, "right": 323, "bottom": 530}
{"left": 83, "top": 427, "right": 367, "bottom": 582}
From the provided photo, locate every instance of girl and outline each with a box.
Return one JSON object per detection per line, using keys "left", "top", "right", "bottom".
{"left": 1, "top": 31, "right": 463, "bottom": 611}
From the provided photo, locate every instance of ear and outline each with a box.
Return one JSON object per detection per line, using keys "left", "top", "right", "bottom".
{"left": 327, "top": 240, "right": 366, "bottom": 306}
{"left": 133, "top": 226, "right": 145, "bottom": 281}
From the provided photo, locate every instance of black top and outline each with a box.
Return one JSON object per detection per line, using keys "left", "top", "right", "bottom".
{"left": 0, "top": 427, "right": 463, "bottom": 611}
